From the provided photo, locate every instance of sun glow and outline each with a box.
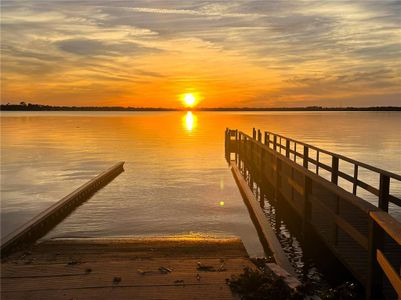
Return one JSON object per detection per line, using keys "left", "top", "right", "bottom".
{"left": 182, "top": 93, "right": 196, "bottom": 108}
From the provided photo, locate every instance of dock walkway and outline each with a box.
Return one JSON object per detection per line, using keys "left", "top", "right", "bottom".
{"left": 2, "top": 237, "right": 254, "bottom": 300}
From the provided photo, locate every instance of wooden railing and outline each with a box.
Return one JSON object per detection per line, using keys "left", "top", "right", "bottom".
{"left": 368, "top": 211, "right": 401, "bottom": 299}
{"left": 225, "top": 128, "right": 401, "bottom": 299}
{"left": 251, "top": 128, "right": 401, "bottom": 212}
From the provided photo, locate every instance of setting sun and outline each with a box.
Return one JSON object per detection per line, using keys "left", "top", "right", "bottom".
{"left": 183, "top": 93, "right": 196, "bottom": 108}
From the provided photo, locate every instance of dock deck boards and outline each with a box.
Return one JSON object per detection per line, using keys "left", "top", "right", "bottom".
{"left": 2, "top": 237, "right": 254, "bottom": 300}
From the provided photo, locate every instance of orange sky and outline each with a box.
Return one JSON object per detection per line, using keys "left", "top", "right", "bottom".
{"left": 1, "top": 1, "right": 400, "bottom": 107}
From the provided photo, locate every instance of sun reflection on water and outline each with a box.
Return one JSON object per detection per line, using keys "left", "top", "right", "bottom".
{"left": 183, "top": 111, "right": 197, "bottom": 131}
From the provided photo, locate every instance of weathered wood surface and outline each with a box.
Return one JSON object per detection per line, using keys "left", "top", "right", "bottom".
{"left": 1, "top": 162, "right": 125, "bottom": 257}
{"left": 1, "top": 237, "right": 254, "bottom": 300}
{"left": 230, "top": 161, "right": 296, "bottom": 277}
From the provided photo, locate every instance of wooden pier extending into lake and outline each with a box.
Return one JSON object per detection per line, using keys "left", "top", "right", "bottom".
{"left": 225, "top": 128, "right": 401, "bottom": 299}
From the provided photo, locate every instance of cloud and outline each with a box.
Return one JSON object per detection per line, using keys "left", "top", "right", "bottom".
{"left": 57, "top": 39, "right": 108, "bottom": 56}
{"left": 55, "top": 38, "right": 160, "bottom": 57}
{"left": 128, "top": 4, "right": 264, "bottom": 18}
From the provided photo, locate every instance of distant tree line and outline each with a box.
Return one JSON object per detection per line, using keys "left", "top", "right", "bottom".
{"left": 0, "top": 102, "right": 174, "bottom": 111}
{"left": 1, "top": 102, "right": 400, "bottom": 111}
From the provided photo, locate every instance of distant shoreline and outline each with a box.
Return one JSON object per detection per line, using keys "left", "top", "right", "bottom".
{"left": 1, "top": 103, "right": 400, "bottom": 111}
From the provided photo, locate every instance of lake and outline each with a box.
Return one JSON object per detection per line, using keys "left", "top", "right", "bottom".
{"left": 1, "top": 111, "right": 400, "bottom": 262}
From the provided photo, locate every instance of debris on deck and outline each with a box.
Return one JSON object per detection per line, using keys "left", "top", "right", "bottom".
{"left": 2, "top": 237, "right": 257, "bottom": 300}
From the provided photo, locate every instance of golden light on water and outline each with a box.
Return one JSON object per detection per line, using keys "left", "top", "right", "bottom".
{"left": 183, "top": 111, "right": 197, "bottom": 131}
{"left": 220, "top": 179, "right": 224, "bottom": 190}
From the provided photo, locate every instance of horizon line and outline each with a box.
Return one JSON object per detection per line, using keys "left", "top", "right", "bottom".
{"left": 1, "top": 103, "right": 401, "bottom": 111}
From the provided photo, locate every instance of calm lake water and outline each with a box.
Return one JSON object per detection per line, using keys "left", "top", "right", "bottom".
{"left": 1, "top": 111, "right": 400, "bottom": 262}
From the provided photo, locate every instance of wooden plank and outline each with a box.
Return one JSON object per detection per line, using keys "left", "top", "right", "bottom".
{"left": 230, "top": 162, "right": 297, "bottom": 277}
{"left": 2, "top": 259, "right": 249, "bottom": 291}
{"left": 356, "top": 180, "right": 379, "bottom": 196}
{"left": 338, "top": 170, "right": 354, "bottom": 184}
{"left": 377, "top": 249, "right": 401, "bottom": 298}
{"left": 287, "top": 177, "right": 304, "bottom": 196}
{"left": 317, "top": 161, "right": 332, "bottom": 173}
{"left": 1, "top": 237, "right": 254, "bottom": 300}
{"left": 390, "top": 195, "right": 401, "bottom": 207}
{"left": 370, "top": 211, "right": 401, "bottom": 245}
{"left": 1, "top": 162, "right": 125, "bottom": 257}
{"left": 3, "top": 284, "right": 236, "bottom": 300}
{"left": 309, "top": 194, "right": 368, "bottom": 250}
{"left": 335, "top": 214, "right": 368, "bottom": 250}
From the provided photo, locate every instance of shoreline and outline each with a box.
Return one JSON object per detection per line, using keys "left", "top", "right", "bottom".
{"left": 1, "top": 104, "right": 401, "bottom": 112}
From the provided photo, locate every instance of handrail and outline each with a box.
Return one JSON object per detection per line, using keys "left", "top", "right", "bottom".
{"left": 370, "top": 211, "right": 401, "bottom": 245}
{"left": 244, "top": 133, "right": 377, "bottom": 214}
{"left": 246, "top": 128, "right": 401, "bottom": 212}
{"left": 368, "top": 211, "right": 401, "bottom": 299}
{"left": 263, "top": 129, "right": 400, "bottom": 180}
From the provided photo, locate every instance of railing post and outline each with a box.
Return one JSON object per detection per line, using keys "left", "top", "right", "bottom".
{"left": 303, "top": 146, "right": 309, "bottom": 168}
{"left": 294, "top": 143, "right": 297, "bottom": 162}
{"left": 235, "top": 130, "right": 239, "bottom": 164}
{"left": 378, "top": 174, "right": 390, "bottom": 212}
{"left": 353, "top": 165, "right": 358, "bottom": 195}
{"left": 264, "top": 132, "right": 269, "bottom": 147}
{"left": 273, "top": 135, "right": 277, "bottom": 152}
{"left": 225, "top": 128, "right": 229, "bottom": 162}
{"left": 285, "top": 140, "right": 290, "bottom": 158}
{"left": 331, "top": 156, "right": 339, "bottom": 185}
{"left": 252, "top": 128, "right": 256, "bottom": 139}
{"left": 366, "top": 216, "right": 384, "bottom": 299}
{"left": 258, "top": 129, "right": 262, "bottom": 142}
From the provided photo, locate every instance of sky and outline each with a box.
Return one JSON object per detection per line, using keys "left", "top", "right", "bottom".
{"left": 1, "top": 0, "right": 400, "bottom": 108}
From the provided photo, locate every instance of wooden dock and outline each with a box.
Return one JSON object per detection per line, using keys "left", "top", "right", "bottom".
{"left": 1, "top": 237, "right": 254, "bottom": 300}
{"left": 225, "top": 128, "right": 401, "bottom": 300}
